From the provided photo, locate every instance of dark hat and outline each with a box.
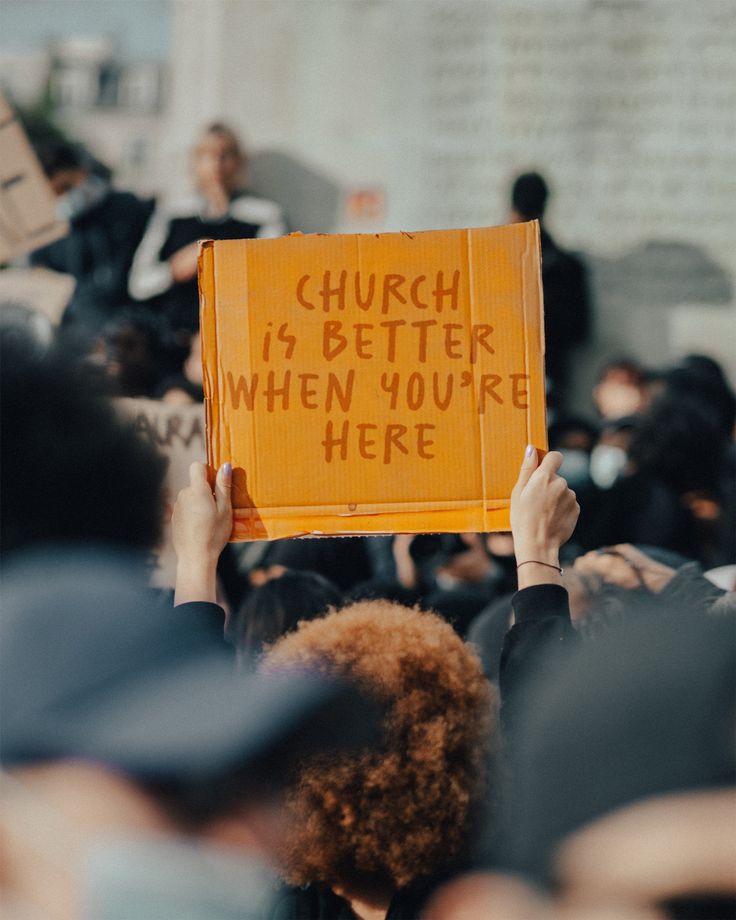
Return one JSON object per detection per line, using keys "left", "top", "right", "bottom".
{"left": 497, "top": 605, "right": 736, "bottom": 883}
{"left": 0, "top": 547, "right": 377, "bottom": 778}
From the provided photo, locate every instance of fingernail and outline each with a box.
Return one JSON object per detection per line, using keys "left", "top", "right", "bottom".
{"left": 524, "top": 444, "right": 534, "bottom": 458}
{"left": 222, "top": 462, "right": 232, "bottom": 476}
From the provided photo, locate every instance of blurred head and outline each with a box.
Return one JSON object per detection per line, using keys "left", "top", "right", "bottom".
{"left": 103, "top": 309, "right": 168, "bottom": 397}
{"left": 663, "top": 354, "right": 736, "bottom": 440}
{"left": 498, "top": 606, "right": 735, "bottom": 886}
{"left": 592, "top": 358, "right": 648, "bottom": 420}
{"left": 0, "top": 339, "right": 166, "bottom": 555}
{"left": 262, "top": 599, "right": 495, "bottom": 901}
{"left": 228, "top": 569, "right": 344, "bottom": 658}
{"left": 37, "top": 141, "right": 88, "bottom": 196}
{"left": 511, "top": 172, "right": 549, "bottom": 222}
{"left": 628, "top": 392, "right": 726, "bottom": 496}
{"left": 192, "top": 122, "right": 245, "bottom": 194}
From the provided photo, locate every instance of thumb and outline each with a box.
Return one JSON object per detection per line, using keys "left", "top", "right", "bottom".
{"left": 514, "top": 444, "right": 539, "bottom": 492}
{"left": 189, "top": 461, "right": 209, "bottom": 489}
{"left": 215, "top": 462, "right": 233, "bottom": 512}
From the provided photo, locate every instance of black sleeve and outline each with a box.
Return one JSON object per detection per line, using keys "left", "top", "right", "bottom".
{"left": 174, "top": 601, "right": 230, "bottom": 649}
{"left": 658, "top": 561, "right": 726, "bottom": 617}
{"left": 499, "top": 584, "right": 578, "bottom": 733}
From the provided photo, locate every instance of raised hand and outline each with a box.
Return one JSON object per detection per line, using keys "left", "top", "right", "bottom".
{"left": 172, "top": 461, "right": 232, "bottom": 604}
{"left": 510, "top": 446, "right": 580, "bottom": 588}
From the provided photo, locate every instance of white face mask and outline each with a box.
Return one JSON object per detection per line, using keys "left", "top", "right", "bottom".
{"left": 56, "top": 174, "right": 108, "bottom": 221}
{"left": 589, "top": 444, "right": 628, "bottom": 489}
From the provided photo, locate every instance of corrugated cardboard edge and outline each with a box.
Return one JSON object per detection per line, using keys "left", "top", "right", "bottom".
{"left": 198, "top": 240, "right": 217, "bottom": 477}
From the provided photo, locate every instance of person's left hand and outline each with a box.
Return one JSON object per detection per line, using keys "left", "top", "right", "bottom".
{"left": 173, "top": 461, "right": 233, "bottom": 562}
{"left": 172, "top": 462, "right": 232, "bottom": 604}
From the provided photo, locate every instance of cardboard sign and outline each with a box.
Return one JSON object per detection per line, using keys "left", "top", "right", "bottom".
{"left": 199, "top": 223, "right": 547, "bottom": 541}
{"left": 0, "top": 267, "right": 75, "bottom": 325}
{"left": 0, "top": 93, "right": 68, "bottom": 263}
{"left": 116, "top": 398, "right": 206, "bottom": 588}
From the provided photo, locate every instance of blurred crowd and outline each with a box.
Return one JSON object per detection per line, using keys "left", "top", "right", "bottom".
{"left": 0, "top": 121, "right": 734, "bottom": 920}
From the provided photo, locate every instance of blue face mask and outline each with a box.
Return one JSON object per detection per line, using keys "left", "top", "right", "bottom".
{"left": 56, "top": 174, "right": 108, "bottom": 221}
{"left": 558, "top": 448, "right": 591, "bottom": 491}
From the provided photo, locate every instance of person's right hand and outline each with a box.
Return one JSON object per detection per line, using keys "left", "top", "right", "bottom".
{"left": 510, "top": 447, "right": 579, "bottom": 583}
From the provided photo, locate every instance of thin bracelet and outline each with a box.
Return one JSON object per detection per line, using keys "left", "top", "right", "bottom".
{"left": 516, "top": 560, "right": 563, "bottom": 575}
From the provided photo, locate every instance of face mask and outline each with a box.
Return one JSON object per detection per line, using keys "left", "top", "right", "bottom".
{"left": 557, "top": 449, "right": 591, "bottom": 491}
{"left": 83, "top": 838, "right": 276, "bottom": 920}
{"left": 56, "top": 174, "right": 108, "bottom": 221}
{"left": 589, "top": 444, "right": 628, "bottom": 489}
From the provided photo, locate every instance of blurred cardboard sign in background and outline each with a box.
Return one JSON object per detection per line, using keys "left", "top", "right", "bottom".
{"left": 200, "top": 222, "right": 547, "bottom": 541}
{"left": 0, "top": 92, "right": 68, "bottom": 263}
{"left": 116, "top": 398, "right": 205, "bottom": 588}
{"left": 0, "top": 267, "right": 74, "bottom": 325}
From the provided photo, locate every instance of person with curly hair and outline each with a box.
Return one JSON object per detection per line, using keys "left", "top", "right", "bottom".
{"left": 263, "top": 598, "right": 495, "bottom": 920}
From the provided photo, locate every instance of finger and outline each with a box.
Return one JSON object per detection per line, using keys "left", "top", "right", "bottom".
{"left": 536, "top": 450, "right": 564, "bottom": 477}
{"left": 514, "top": 444, "right": 539, "bottom": 491}
{"left": 189, "top": 461, "right": 210, "bottom": 489}
{"left": 215, "top": 462, "right": 233, "bottom": 512}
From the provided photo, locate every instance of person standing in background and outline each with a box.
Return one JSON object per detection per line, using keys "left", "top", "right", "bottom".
{"left": 509, "top": 172, "right": 591, "bottom": 413}
{"left": 30, "top": 142, "right": 153, "bottom": 337}
{"left": 128, "top": 123, "right": 286, "bottom": 344}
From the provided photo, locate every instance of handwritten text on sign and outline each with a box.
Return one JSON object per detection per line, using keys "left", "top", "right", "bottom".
{"left": 225, "top": 268, "right": 531, "bottom": 464}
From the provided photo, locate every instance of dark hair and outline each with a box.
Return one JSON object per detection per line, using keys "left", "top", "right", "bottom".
{"left": 548, "top": 415, "right": 599, "bottom": 452}
{"left": 663, "top": 355, "right": 736, "bottom": 439}
{"left": 104, "top": 306, "right": 170, "bottom": 357}
{"left": 511, "top": 172, "right": 549, "bottom": 220}
{"left": 0, "top": 339, "right": 166, "bottom": 554}
{"left": 628, "top": 392, "right": 726, "bottom": 496}
{"left": 36, "top": 140, "right": 85, "bottom": 177}
{"left": 228, "top": 570, "right": 344, "bottom": 656}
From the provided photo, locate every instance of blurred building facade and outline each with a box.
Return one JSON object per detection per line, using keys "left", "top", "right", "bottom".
{"left": 0, "top": 35, "right": 165, "bottom": 195}
{"left": 1, "top": 0, "right": 734, "bottom": 395}
{"left": 163, "top": 0, "right": 736, "bottom": 397}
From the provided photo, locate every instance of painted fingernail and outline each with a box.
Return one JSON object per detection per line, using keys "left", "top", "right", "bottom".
{"left": 525, "top": 444, "right": 535, "bottom": 458}
{"left": 223, "top": 462, "right": 232, "bottom": 476}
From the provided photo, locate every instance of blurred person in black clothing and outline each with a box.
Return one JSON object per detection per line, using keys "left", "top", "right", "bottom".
{"left": 128, "top": 123, "right": 286, "bottom": 340}
{"left": 30, "top": 141, "right": 153, "bottom": 335}
{"left": 509, "top": 172, "right": 591, "bottom": 411}
{"left": 0, "top": 336, "right": 166, "bottom": 558}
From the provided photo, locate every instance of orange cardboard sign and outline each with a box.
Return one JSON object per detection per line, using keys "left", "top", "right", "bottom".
{"left": 199, "top": 223, "right": 547, "bottom": 541}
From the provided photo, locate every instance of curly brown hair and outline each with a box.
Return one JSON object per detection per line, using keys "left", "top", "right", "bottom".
{"left": 262, "top": 598, "right": 496, "bottom": 893}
